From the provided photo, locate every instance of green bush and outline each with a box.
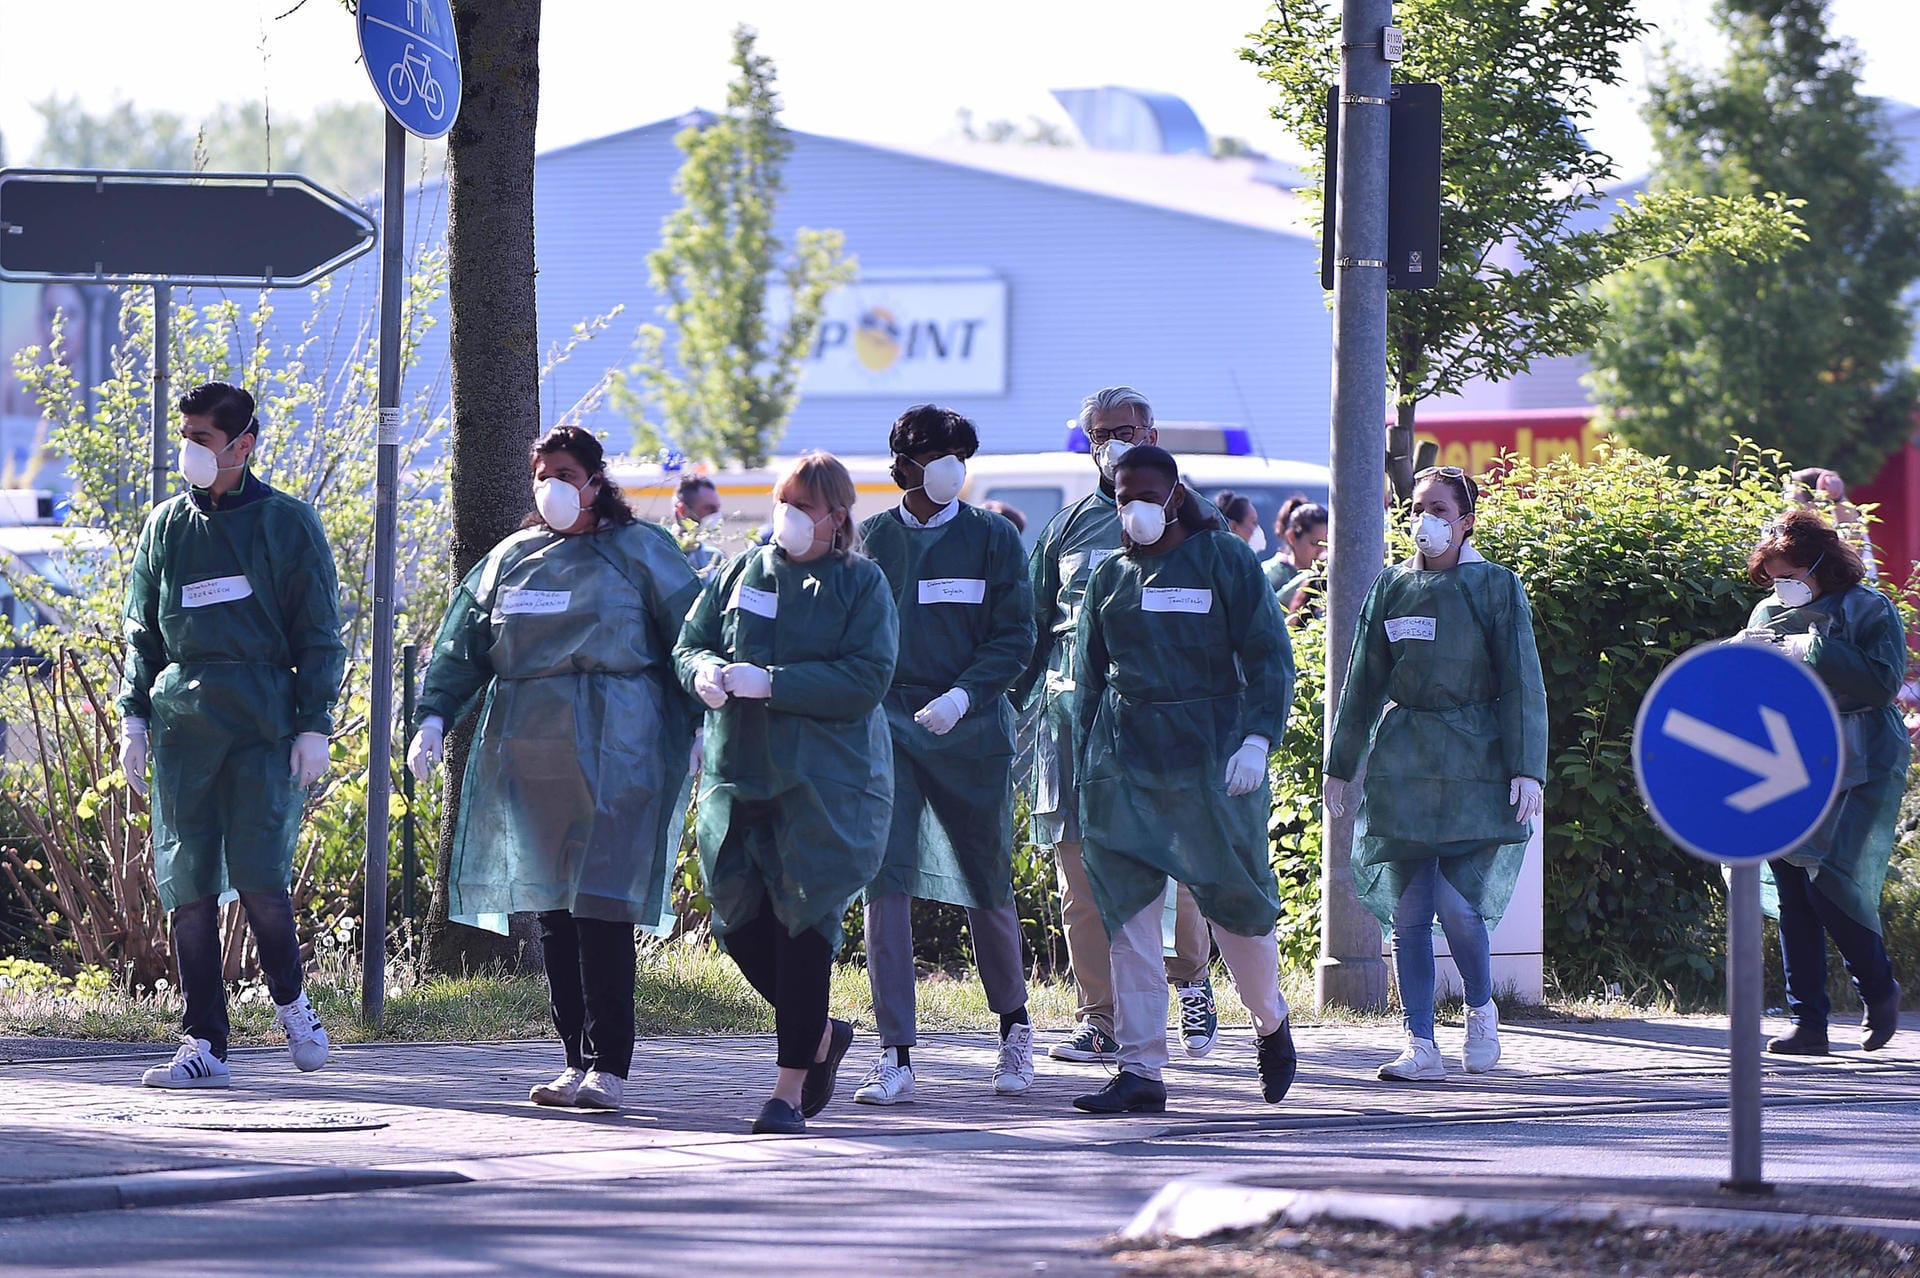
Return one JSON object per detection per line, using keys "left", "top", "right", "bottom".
{"left": 1267, "top": 616, "right": 1327, "bottom": 976}
{"left": 1472, "top": 441, "right": 1802, "bottom": 1002}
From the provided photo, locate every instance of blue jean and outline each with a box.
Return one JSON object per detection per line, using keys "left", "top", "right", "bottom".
{"left": 1391, "top": 859, "right": 1492, "bottom": 1040}
{"left": 1773, "top": 860, "right": 1894, "bottom": 1031}
{"left": 172, "top": 890, "right": 305, "bottom": 1060}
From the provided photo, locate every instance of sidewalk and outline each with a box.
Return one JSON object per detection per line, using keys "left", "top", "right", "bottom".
{"left": 2, "top": 1012, "right": 1915, "bottom": 1225}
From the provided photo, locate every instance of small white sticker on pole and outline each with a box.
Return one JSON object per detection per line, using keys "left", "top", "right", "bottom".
{"left": 378, "top": 407, "right": 401, "bottom": 445}
{"left": 1382, "top": 26, "right": 1405, "bottom": 62}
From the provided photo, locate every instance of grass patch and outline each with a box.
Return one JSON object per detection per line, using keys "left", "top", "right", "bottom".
{"left": 6, "top": 941, "right": 1665, "bottom": 1047}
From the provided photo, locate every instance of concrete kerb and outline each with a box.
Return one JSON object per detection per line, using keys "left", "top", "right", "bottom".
{"left": 1123, "top": 1177, "right": 1920, "bottom": 1247}
{"left": 1, "top": 1164, "right": 468, "bottom": 1221}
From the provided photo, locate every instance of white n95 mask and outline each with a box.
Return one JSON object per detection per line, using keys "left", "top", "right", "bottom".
{"left": 1412, "top": 512, "right": 1456, "bottom": 557}
{"left": 773, "top": 502, "right": 823, "bottom": 556}
{"left": 536, "top": 477, "right": 587, "bottom": 530}
{"left": 1774, "top": 576, "right": 1814, "bottom": 607}
{"left": 918, "top": 455, "right": 967, "bottom": 505}
{"left": 179, "top": 438, "right": 234, "bottom": 489}
{"left": 1248, "top": 525, "right": 1269, "bottom": 555}
{"left": 1119, "top": 498, "right": 1169, "bottom": 546}
{"left": 1096, "top": 439, "right": 1133, "bottom": 481}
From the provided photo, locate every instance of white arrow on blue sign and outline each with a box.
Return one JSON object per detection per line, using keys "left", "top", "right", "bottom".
{"left": 358, "top": 0, "right": 463, "bottom": 140}
{"left": 1632, "top": 641, "right": 1843, "bottom": 864}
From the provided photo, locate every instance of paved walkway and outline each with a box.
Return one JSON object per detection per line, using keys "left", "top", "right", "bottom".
{"left": 2, "top": 1011, "right": 1914, "bottom": 1224}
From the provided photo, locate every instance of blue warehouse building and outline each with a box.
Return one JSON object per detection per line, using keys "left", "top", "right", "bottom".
{"left": 315, "top": 98, "right": 1334, "bottom": 465}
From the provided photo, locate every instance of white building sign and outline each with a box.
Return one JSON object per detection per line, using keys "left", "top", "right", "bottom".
{"left": 799, "top": 276, "right": 1007, "bottom": 397}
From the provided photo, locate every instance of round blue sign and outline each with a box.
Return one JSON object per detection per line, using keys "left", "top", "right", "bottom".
{"left": 1632, "top": 641, "right": 1843, "bottom": 864}
{"left": 358, "top": 0, "right": 462, "bottom": 141}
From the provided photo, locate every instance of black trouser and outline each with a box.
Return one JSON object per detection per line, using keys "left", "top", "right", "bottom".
{"left": 722, "top": 899, "right": 833, "bottom": 1070}
{"left": 537, "top": 910, "right": 637, "bottom": 1078}
{"left": 1774, "top": 860, "right": 1895, "bottom": 1031}
{"left": 173, "top": 890, "right": 304, "bottom": 1061}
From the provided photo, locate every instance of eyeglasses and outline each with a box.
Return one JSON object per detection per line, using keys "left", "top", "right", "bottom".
{"left": 1088, "top": 425, "right": 1149, "bottom": 447}
{"left": 1414, "top": 465, "right": 1466, "bottom": 480}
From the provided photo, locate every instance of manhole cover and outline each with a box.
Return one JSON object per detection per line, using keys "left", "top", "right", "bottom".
{"left": 80, "top": 1106, "right": 386, "bottom": 1132}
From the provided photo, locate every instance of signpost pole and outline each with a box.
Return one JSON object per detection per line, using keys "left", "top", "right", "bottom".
{"left": 1726, "top": 862, "right": 1767, "bottom": 1191}
{"left": 361, "top": 115, "right": 406, "bottom": 1028}
{"left": 150, "top": 282, "right": 169, "bottom": 507}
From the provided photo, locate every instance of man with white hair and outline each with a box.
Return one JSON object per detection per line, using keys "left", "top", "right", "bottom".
{"left": 1013, "top": 387, "right": 1220, "bottom": 1064}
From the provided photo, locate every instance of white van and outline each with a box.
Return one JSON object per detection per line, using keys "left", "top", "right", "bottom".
{"left": 608, "top": 426, "right": 1329, "bottom": 554}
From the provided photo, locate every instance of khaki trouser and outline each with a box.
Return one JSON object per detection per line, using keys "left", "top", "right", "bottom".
{"left": 1054, "top": 839, "right": 1211, "bottom": 1035}
{"left": 1112, "top": 900, "right": 1288, "bottom": 1081}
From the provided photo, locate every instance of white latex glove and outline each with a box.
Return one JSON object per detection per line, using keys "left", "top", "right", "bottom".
{"left": 1510, "top": 776, "right": 1544, "bottom": 824}
{"left": 120, "top": 718, "right": 149, "bottom": 799}
{"left": 913, "top": 688, "right": 970, "bottom": 736}
{"left": 407, "top": 715, "right": 445, "bottom": 782}
{"left": 1780, "top": 633, "right": 1814, "bottom": 660}
{"left": 689, "top": 729, "right": 705, "bottom": 778}
{"left": 1732, "top": 627, "right": 1778, "bottom": 645}
{"left": 693, "top": 661, "right": 729, "bottom": 709}
{"left": 1224, "top": 735, "right": 1270, "bottom": 797}
{"left": 721, "top": 662, "right": 772, "bottom": 699}
{"left": 1324, "top": 776, "right": 1350, "bottom": 819}
{"left": 290, "top": 732, "right": 331, "bottom": 790}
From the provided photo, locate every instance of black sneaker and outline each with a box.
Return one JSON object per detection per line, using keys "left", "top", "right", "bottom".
{"left": 1864, "top": 981, "right": 1902, "bottom": 1052}
{"left": 751, "top": 1098, "right": 807, "bottom": 1135}
{"left": 1072, "top": 1070, "right": 1166, "bottom": 1114}
{"left": 1767, "top": 1021, "right": 1830, "bottom": 1056}
{"left": 1257, "top": 1018, "right": 1298, "bottom": 1104}
{"left": 802, "top": 1018, "right": 855, "bottom": 1117}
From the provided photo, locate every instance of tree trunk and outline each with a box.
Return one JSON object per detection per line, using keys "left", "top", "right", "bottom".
{"left": 424, "top": 0, "right": 543, "bottom": 975}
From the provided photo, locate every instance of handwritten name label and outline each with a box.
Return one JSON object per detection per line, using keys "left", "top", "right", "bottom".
{"left": 180, "top": 575, "right": 252, "bottom": 609}
{"left": 919, "top": 577, "right": 986, "bottom": 605}
{"left": 1385, "top": 616, "right": 1437, "bottom": 642}
{"left": 1142, "top": 587, "right": 1212, "bottom": 615}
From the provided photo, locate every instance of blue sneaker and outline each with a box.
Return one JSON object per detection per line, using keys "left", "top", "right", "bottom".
{"left": 1049, "top": 1020, "right": 1119, "bottom": 1062}
{"left": 1177, "top": 977, "right": 1218, "bottom": 1058}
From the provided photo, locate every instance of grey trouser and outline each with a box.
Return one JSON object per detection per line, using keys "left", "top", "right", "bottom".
{"left": 866, "top": 891, "right": 1028, "bottom": 1047}
{"left": 1054, "top": 839, "right": 1211, "bottom": 1036}
{"left": 1111, "top": 899, "right": 1288, "bottom": 1081}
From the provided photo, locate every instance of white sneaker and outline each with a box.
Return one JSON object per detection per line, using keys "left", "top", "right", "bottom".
{"left": 575, "top": 1069, "right": 625, "bottom": 1110}
{"left": 141, "top": 1035, "right": 231, "bottom": 1089}
{"left": 530, "top": 1067, "right": 588, "bottom": 1106}
{"left": 1463, "top": 1000, "right": 1502, "bottom": 1073}
{"left": 852, "top": 1050, "right": 915, "bottom": 1105}
{"left": 1377, "top": 1034, "right": 1447, "bottom": 1082}
{"left": 273, "top": 992, "right": 329, "bottom": 1072}
{"left": 994, "top": 1023, "right": 1036, "bottom": 1095}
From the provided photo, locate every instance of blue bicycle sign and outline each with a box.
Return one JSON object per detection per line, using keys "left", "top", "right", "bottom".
{"left": 359, "top": 0, "right": 462, "bottom": 140}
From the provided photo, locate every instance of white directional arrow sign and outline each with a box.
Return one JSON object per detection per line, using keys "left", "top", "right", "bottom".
{"left": 1660, "top": 706, "right": 1810, "bottom": 813}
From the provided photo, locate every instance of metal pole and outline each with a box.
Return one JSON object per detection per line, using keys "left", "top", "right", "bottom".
{"left": 401, "top": 641, "right": 418, "bottom": 926}
{"left": 1317, "top": 0, "right": 1394, "bottom": 1011}
{"left": 362, "top": 116, "right": 405, "bottom": 1028}
{"left": 1725, "top": 862, "right": 1768, "bottom": 1191}
{"left": 150, "top": 283, "right": 170, "bottom": 508}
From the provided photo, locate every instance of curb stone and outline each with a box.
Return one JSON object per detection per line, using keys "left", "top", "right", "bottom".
{"left": 1123, "top": 1176, "right": 1920, "bottom": 1246}
{"left": 0, "top": 1165, "right": 467, "bottom": 1221}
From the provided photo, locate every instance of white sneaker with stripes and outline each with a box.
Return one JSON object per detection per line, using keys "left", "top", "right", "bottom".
{"left": 274, "top": 991, "right": 330, "bottom": 1072}
{"left": 142, "top": 1035, "right": 231, "bottom": 1089}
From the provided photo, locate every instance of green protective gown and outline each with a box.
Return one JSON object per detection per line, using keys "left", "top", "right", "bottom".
{"left": 417, "top": 519, "right": 702, "bottom": 932}
{"left": 1074, "top": 529, "right": 1295, "bottom": 938}
{"left": 1749, "top": 584, "right": 1910, "bottom": 933}
{"left": 674, "top": 545, "right": 898, "bottom": 947}
{"left": 859, "top": 503, "right": 1034, "bottom": 909}
{"left": 118, "top": 474, "right": 346, "bottom": 912}
{"left": 1012, "top": 490, "right": 1121, "bottom": 846}
{"left": 1324, "top": 549, "right": 1549, "bottom": 930}
{"left": 1263, "top": 553, "right": 1299, "bottom": 594}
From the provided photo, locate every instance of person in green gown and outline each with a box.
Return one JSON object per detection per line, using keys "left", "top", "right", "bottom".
{"left": 120, "top": 381, "right": 344, "bottom": 1090}
{"left": 852, "top": 406, "right": 1037, "bottom": 1106}
{"left": 408, "top": 425, "right": 702, "bottom": 1113}
{"left": 1070, "top": 445, "right": 1299, "bottom": 1115}
{"left": 675, "top": 452, "right": 898, "bottom": 1135}
{"left": 1325, "top": 466, "right": 1547, "bottom": 1083}
{"left": 1737, "top": 508, "right": 1906, "bottom": 1055}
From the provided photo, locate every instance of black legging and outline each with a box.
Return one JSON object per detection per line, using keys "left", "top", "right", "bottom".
{"left": 537, "top": 910, "right": 637, "bottom": 1078}
{"left": 722, "top": 898, "right": 833, "bottom": 1070}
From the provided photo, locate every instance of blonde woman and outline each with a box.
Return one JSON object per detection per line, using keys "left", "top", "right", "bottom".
{"left": 674, "top": 452, "right": 899, "bottom": 1135}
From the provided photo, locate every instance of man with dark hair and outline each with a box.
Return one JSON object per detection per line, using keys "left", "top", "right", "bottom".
{"left": 853, "top": 404, "right": 1038, "bottom": 1103}
{"left": 119, "top": 381, "right": 346, "bottom": 1089}
{"left": 1013, "top": 387, "right": 1222, "bottom": 1066}
{"left": 673, "top": 475, "right": 725, "bottom": 578}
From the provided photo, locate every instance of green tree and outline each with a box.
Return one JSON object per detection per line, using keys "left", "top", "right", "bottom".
{"left": 29, "top": 96, "right": 199, "bottom": 170}
{"left": 1241, "top": 0, "right": 1802, "bottom": 494}
{"left": 1588, "top": 0, "right": 1920, "bottom": 479}
{"left": 953, "top": 108, "right": 1076, "bottom": 147}
{"left": 422, "top": 0, "right": 546, "bottom": 976}
{"left": 618, "top": 25, "right": 854, "bottom": 469}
